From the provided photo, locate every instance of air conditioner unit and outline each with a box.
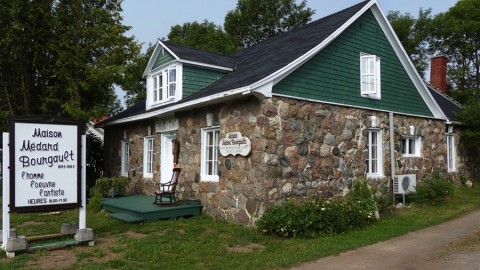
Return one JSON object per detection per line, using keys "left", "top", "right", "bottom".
{"left": 393, "top": 174, "right": 416, "bottom": 194}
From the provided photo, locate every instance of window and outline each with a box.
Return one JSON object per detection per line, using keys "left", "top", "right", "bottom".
{"left": 402, "top": 137, "right": 421, "bottom": 157}
{"left": 446, "top": 126, "right": 456, "bottom": 172}
{"left": 201, "top": 127, "right": 220, "bottom": 181}
{"left": 367, "top": 129, "right": 383, "bottom": 177}
{"left": 360, "top": 54, "right": 381, "bottom": 99}
{"left": 121, "top": 140, "right": 129, "bottom": 177}
{"left": 167, "top": 68, "right": 176, "bottom": 98}
{"left": 147, "top": 64, "right": 182, "bottom": 110}
{"left": 152, "top": 74, "right": 162, "bottom": 103}
{"left": 143, "top": 136, "right": 154, "bottom": 178}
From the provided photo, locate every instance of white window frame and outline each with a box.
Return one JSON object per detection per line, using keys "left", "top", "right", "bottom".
{"left": 167, "top": 68, "right": 176, "bottom": 99}
{"left": 360, "top": 54, "right": 381, "bottom": 99}
{"left": 367, "top": 129, "right": 383, "bottom": 177}
{"left": 143, "top": 136, "right": 154, "bottom": 179}
{"left": 121, "top": 140, "right": 129, "bottom": 177}
{"left": 152, "top": 74, "right": 162, "bottom": 103}
{"left": 402, "top": 136, "right": 422, "bottom": 157}
{"left": 446, "top": 126, "right": 456, "bottom": 172}
{"left": 201, "top": 127, "right": 220, "bottom": 182}
{"left": 146, "top": 63, "right": 182, "bottom": 110}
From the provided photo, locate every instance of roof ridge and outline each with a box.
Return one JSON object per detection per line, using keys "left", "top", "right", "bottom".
{"left": 162, "top": 40, "right": 235, "bottom": 58}
{"left": 232, "top": 0, "right": 371, "bottom": 57}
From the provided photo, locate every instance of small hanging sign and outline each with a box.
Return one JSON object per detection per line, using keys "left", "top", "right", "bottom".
{"left": 219, "top": 132, "right": 251, "bottom": 157}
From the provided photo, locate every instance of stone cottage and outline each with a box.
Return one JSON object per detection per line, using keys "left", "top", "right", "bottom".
{"left": 97, "top": 0, "right": 463, "bottom": 225}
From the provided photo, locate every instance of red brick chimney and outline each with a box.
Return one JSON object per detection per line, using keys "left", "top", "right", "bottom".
{"left": 430, "top": 55, "right": 448, "bottom": 94}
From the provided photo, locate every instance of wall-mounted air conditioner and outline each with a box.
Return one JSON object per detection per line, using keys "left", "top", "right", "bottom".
{"left": 393, "top": 174, "right": 416, "bottom": 194}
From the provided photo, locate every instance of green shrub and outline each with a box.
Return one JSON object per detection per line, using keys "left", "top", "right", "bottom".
{"left": 257, "top": 180, "right": 378, "bottom": 238}
{"left": 412, "top": 174, "right": 454, "bottom": 205}
{"left": 87, "top": 176, "right": 130, "bottom": 213}
{"left": 89, "top": 176, "right": 130, "bottom": 198}
{"left": 87, "top": 189, "right": 103, "bottom": 213}
{"left": 375, "top": 192, "right": 395, "bottom": 216}
{"left": 347, "top": 178, "right": 378, "bottom": 218}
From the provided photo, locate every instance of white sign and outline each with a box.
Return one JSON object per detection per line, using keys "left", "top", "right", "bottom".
{"left": 219, "top": 132, "right": 251, "bottom": 157}
{"left": 155, "top": 117, "right": 179, "bottom": 133}
{"left": 12, "top": 121, "right": 80, "bottom": 211}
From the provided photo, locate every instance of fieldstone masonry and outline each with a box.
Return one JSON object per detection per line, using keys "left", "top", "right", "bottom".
{"left": 104, "top": 96, "right": 463, "bottom": 226}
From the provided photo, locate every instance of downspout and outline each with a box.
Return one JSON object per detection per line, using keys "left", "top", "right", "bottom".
{"left": 389, "top": 112, "right": 395, "bottom": 205}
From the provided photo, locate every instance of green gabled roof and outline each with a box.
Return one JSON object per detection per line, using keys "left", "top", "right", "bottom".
{"left": 144, "top": 40, "right": 236, "bottom": 77}
{"left": 152, "top": 48, "right": 175, "bottom": 70}
{"left": 273, "top": 9, "right": 433, "bottom": 117}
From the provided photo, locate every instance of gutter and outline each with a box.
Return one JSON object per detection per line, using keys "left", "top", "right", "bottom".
{"left": 389, "top": 112, "right": 395, "bottom": 205}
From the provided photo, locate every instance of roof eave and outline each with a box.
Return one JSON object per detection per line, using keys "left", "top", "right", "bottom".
{"left": 102, "top": 86, "right": 258, "bottom": 127}
{"left": 370, "top": 2, "right": 447, "bottom": 120}
{"left": 250, "top": 1, "right": 377, "bottom": 92}
{"left": 142, "top": 40, "right": 181, "bottom": 78}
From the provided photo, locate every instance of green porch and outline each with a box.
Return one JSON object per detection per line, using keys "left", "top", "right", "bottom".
{"left": 101, "top": 195, "right": 203, "bottom": 223}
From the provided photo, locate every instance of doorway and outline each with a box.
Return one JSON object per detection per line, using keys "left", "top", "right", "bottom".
{"left": 161, "top": 132, "right": 177, "bottom": 184}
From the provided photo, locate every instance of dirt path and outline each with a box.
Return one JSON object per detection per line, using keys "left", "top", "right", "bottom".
{"left": 289, "top": 209, "right": 480, "bottom": 270}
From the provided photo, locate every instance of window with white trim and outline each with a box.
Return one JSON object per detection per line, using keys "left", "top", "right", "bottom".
{"left": 121, "top": 140, "right": 129, "bottom": 177}
{"left": 360, "top": 54, "right": 381, "bottom": 99}
{"left": 143, "top": 136, "right": 154, "bottom": 178}
{"left": 152, "top": 74, "right": 162, "bottom": 103}
{"left": 446, "top": 126, "right": 456, "bottom": 172}
{"left": 201, "top": 127, "right": 220, "bottom": 181}
{"left": 168, "top": 68, "right": 176, "bottom": 98}
{"left": 367, "top": 129, "right": 383, "bottom": 177}
{"left": 147, "top": 64, "right": 182, "bottom": 110}
{"left": 402, "top": 137, "right": 421, "bottom": 157}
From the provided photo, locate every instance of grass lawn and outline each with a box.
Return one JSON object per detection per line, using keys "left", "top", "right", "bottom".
{"left": 0, "top": 185, "right": 480, "bottom": 270}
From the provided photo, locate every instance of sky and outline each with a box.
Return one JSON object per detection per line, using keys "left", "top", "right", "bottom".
{"left": 121, "top": 0, "right": 458, "bottom": 51}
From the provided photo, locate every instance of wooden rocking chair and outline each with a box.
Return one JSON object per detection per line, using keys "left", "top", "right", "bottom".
{"left": 154, "top": 168, "right": 181, "bottom": 206}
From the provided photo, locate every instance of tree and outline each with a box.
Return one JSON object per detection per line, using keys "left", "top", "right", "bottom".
{"left": 168, "top": 20, "right": 238, "bottom": 54}
{"left": 86, "top": 132, "right": 104, "bottom": 194}
{"left": 387, "top": 9, "right": 433, "bottom": 79}
{"left": 427, "top": 0, "right": 480, "bottom": 104}
{"left": 121, "top": 44, "right": 154, "bottom": 107}
{"left": 224, "top": 0, "right": 314, "bottom": 48}
{"left": 0, "top": 0, "right": 54, "bottom": 118}
{"left": 454, "top": 97, "right": 480, "bottom": 177}
{"left": 0, "top": 0, "right": 141, "bottom": 122}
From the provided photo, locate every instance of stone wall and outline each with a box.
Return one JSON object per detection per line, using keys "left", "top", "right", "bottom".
{"left": 103, "top": 120, "right": 159, "bottom": 194}
{"left": 103, "top": 95, "right": 460, "bottom": 226}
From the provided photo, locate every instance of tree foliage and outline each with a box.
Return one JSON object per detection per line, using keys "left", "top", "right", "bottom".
{"left": 168, "top": 20, "right": 237, "bottom": 54}
{"left": 86, "top": 132, "right": 104, "bottom": 194}
{"left": 122, "top": 44, "right": 154, "bottom": 107}
{"left": 224, "top": 0, "right": 314, "bottom": 48}
{"left": 166, "top": 0, "right": 314, "bottom": 53}
{"left": 427, "top": 0, "right": 480, "bottom": 104}
{"left": 388, "top": 0, "right": 480, "bottom": 105}
{"left": 0, "top": 0, "right": 140, "bottom": 123}
{"left": 387, "top": 9, "right": 433, "bottom": 79}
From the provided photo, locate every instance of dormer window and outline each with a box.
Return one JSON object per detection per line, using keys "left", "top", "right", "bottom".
{"left": 147, "top": 63, "right": 182, "bottom": 110}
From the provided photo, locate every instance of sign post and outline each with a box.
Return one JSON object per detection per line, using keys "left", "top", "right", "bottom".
{"left": 2, "top": 133, "right": 11, "bottom": 249}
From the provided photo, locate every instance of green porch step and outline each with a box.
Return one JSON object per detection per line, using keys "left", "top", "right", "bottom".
{"left": 109, "top": 212, "right": 144, "bottom": 223}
